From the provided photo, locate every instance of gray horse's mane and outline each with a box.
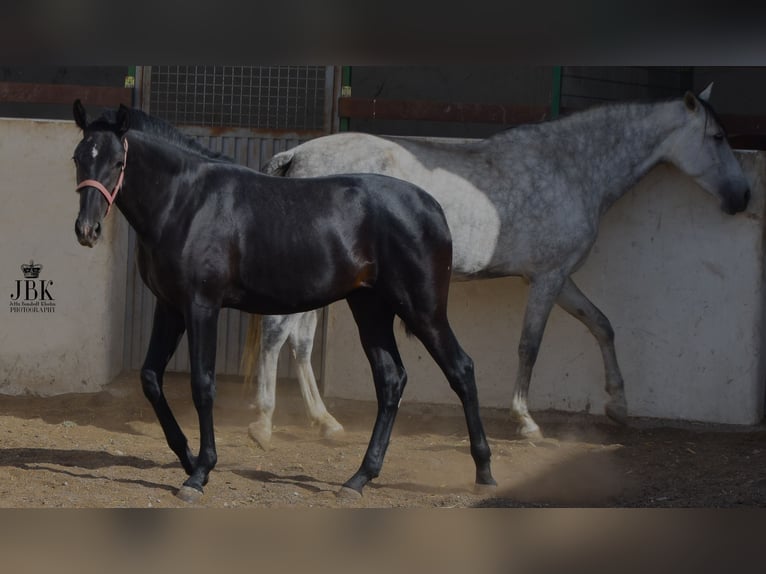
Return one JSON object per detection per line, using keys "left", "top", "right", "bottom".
{"left": 92, "top": 107, "right": 235, "bottom": 163}
{"left": 487, "top": 93, "right": 723, "bottom": 142}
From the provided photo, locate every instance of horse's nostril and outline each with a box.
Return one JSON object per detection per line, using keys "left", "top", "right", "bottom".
{"left": 94, "top": 222, "right": 101, "bottom": 235}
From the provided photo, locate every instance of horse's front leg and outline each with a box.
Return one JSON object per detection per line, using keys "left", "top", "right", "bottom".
{"left": 177, "top": 301, "right": 220, "bottom": 502}
{"left": 510, "top": 273, "right": 567, "bottom": 440}
{"left": 140, "top": 302, "right": 197, "bottom": 475}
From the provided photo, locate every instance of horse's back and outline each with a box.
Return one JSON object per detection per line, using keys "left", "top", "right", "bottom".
{"left": 227, "top": 170, "right": 452, "bottom": 314}
{"left": 268, "top": 133, "right": 503, "bottom": 278}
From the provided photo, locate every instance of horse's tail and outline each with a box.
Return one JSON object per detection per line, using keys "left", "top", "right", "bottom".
{"left": 240, "top": 313, "right": 263, "bottom": 393}
{"left": 261, "top": 149, "right": 295, "bottom": 176}
{"left": 399, "top": 318, "right": 415, "bottom": 339}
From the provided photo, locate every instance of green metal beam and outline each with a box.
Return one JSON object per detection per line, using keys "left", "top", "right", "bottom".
{"left": 551, "top": 66, "right": 562, "bottom": 119}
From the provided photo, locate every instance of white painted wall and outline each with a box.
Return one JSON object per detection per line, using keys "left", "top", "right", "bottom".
{"left": 0, "top": 118, "right": 128, "bottom": 395}
{"left": 323, "top": 152, "right": 766, "bottom": 425}
{"left": 2, "top": 118, "right": 764, "bottom": 427}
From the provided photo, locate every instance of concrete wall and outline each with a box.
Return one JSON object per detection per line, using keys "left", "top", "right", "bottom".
{"left": 0, "top": 118, "right": 128, "bottom": 395}
{"left": 323, "top": 151, "right": 766, "bottom": 425}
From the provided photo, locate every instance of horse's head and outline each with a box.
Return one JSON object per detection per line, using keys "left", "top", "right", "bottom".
{"left": 663, "top": 83, "right": 750, "bottom": 215}
{"left": 72, "top": 99, "right": 130, "bottom": 247}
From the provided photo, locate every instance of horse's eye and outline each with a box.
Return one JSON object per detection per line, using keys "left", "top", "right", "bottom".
{"left": 713, "top": 132, "right": 724, "bottom": 142}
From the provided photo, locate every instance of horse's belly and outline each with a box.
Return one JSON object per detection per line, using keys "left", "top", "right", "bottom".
{"left": 426, "top": 173, "right": 503, "bottom": 275}
{"left": 232, "top": 287, "right": 346, "bottom": 315}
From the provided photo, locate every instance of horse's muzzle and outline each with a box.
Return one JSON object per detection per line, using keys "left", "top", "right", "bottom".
{"left": 75, "top": 218, "right": 102, "bottom": 247}
{"left": 722, "top": 185, "right": 751, "bottom": 215}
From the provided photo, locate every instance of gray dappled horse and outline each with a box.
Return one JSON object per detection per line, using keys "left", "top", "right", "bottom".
{"left": 243, "top": 85, "right": 750, "bottom": 446}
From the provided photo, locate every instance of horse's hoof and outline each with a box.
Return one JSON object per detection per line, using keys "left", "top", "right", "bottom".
{"left": 515, "top": 422, "right": 544, "bottom": 441}
{"left": 176, "top": 485, "right": 204, "bottom": 504}
{"left": 336, "top": 486, "right": 362, "bottom": 501}
{"left": 510, "top": 410, "right": 544, "bottom": 440}
{"left": 320, "top": 420, "right": 345, "bottom": 439}
{"left": 605, "top": 401, "right": 628, "bottom": 425}
{"left": 474, "top": 482, "right": 498, "bottom": 495}
{"left": 248, "top": 421, "right": 272, "bottom": 450}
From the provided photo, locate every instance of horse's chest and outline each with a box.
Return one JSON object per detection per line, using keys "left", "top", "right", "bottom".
{"left": 136, "top": 245, "right": 189, "bottom": 305}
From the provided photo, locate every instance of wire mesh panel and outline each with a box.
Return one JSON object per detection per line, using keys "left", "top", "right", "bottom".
{"left": 147, "top": 65, "right": 329, "bottom": 130}
{"left": 123, "top": 66, "right": 335, "bottom": 379}
{"left": 561, "top": 66, "right": 693, "bottom": 111}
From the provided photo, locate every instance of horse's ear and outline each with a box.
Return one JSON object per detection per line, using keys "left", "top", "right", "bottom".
{"left": 683, "top": 91, "right": 699, "bottom": 112}
{"left": 698, "top": 82, "right": 713, "bottom": 103}
{"left": 116, "top": 104, "right": 131, "bottom": 135}
{"left": 73, "top": 99, "right": 88, "bottom": 130}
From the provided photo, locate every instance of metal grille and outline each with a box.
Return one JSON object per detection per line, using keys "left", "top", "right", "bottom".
{"left": 561, "top": 66, "right": 693, "bottom": 110}
{"left": 148, "top": 65, "right": 328, "bottom": 130}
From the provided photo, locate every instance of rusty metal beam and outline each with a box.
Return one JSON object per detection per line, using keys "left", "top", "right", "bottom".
{"left": 338, "top": 97, "right": 552, "bottom": 125}
{"left": 337, "top": 98, "right": 766, "bottom": 150}
{"left": 0, "top": 82, "right": 132, "bottom": 108}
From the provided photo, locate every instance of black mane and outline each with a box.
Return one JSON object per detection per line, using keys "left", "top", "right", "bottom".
{"left": 91, "top": 107, "right": 234, "bottom": 163}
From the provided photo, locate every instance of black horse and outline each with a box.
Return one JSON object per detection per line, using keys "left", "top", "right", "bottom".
{"left": 71, "top": 100, "right": 496, "bottom": 501}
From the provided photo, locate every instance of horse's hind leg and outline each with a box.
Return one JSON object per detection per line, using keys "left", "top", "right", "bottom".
{"left": 140, "top": 302, "right": 197, "bottom": 475}
{"left": 340, "top": 291, "right": 406, "bottom": 497}
{"left": 556, "top": 277, "right": 628, "bottom": 424}
{"left": 246, "top": 312, "right": 342, "bottom": 449}
{"left": 287, "top": 310, "right": 344, "bottom": 438}
{"left": 406, "top": 313, "right": 496, "bottom": 490}
{"left": 247, "top": 314, "right": 292, "bottom": 449}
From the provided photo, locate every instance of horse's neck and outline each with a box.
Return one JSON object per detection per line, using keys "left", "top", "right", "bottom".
{"left": 115, "top": 134, "right": 190, "bottom": 243}
{"left": 506, "top": 101, "right": 680, "bottom": 214}
{"left": 574, "top": 103, "right": 681, "bottom": 213}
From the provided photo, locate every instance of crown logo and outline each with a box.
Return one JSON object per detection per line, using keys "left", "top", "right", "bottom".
{"left": 21, "top": 260, "right": 42, "bottom": 279}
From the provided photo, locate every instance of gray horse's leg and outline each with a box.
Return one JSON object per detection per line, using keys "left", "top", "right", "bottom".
{"left": 287, "top": 310, "right": 344, "bottom": 438}
{"left": 555, "top": 278, "right": 628, "bottom": 424}
{"left": 510, "top": 273, "right": 567, "bottom": 440}
{"left": 248, "top": 314, "right": 293, "bottom": 449}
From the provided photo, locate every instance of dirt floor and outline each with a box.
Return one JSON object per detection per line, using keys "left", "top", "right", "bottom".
{"left": 0, "top": 372, "right": 764, "bottom": 508}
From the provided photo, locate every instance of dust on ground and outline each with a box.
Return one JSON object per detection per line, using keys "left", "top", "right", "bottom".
{"left": 0, "top": 372, "right": 764, "bottom": 508}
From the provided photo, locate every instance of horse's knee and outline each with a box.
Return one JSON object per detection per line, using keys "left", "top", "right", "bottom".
{"left": 191, "top": 374, "right": 216, "bottom": 409}
{"left": 140, "top": 368, "right": 162, "bottom": 404}
{"left": 446, "top": 354, "right": 476, "bottom": 398}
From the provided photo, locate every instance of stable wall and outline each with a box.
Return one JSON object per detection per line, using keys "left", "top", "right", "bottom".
{"left": 0, "top": 118, "right": 128, "bottom": 395}
{"left": 323, "top": 151, "right": 766, "bottom": 425}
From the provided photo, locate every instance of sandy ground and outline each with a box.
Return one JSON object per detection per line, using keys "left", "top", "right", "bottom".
{"left": 0, "top": 372, "right": 764, "bottom": 508}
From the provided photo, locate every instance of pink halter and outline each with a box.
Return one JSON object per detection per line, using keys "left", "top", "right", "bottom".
{"left": 76, "top": 137, "right": 129, "bottom": 217}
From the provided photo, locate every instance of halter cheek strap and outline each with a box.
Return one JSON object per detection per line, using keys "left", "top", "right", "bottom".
{"left": 76, "top": 137, "right": 129, "bottom": 217}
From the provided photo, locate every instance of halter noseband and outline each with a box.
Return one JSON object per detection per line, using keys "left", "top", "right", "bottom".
{"left": 76, "top": 137, "right": 129, "bottom": 217}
